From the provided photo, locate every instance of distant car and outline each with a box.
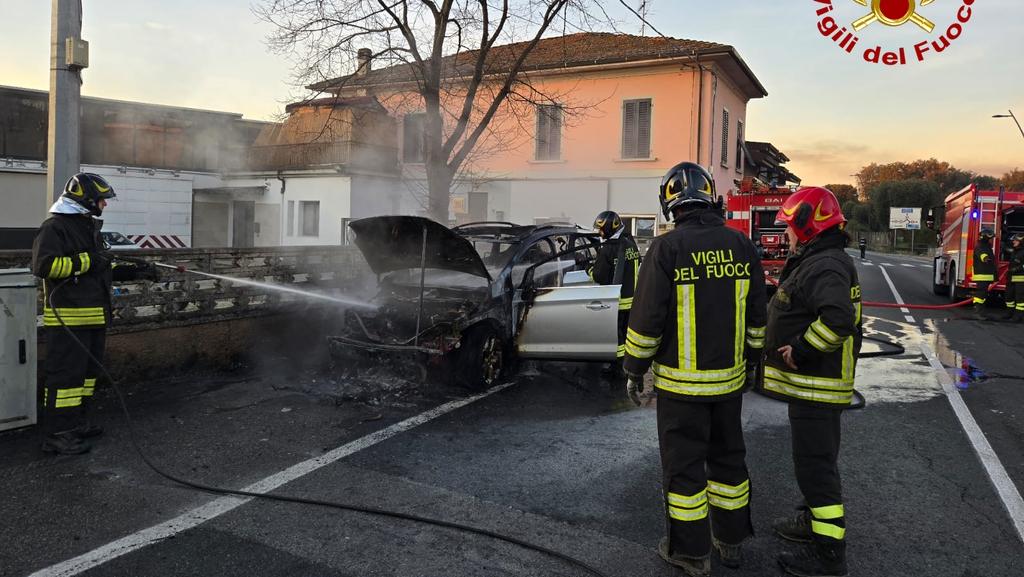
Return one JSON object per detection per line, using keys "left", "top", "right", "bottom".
{"left": 101, "top": 231, "right": 139, "bottom": 251}
{"left": 329, "top": 217, "right": 620, "bottom": 389}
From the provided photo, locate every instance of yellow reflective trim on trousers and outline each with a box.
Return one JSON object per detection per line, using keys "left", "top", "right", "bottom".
{"left": 617, "top": 345, "right": 626, "bottom": 358}
{"left": 669, "top": 503, "right": 709, "bottom": 522}
{"left": 746, "top": 337, "right": 764, "bottom": 349}
{"left": 627, "top": 328, "right": 660, "bottom": 348}
{"left": 974, "top": 274, "right": 994, "bottom": 282}
{"left": 619, "top": 297, "right": 633, "bottom": 311}
{"left": 1012, "top": 276, "right": 1024, "bottom": 282}
{"left": 82, "top": 378, "right": 97, "bottom": 396}
{"left": 708, "top": 479, "right": 750, "bottom": 497}
{"left": 811, "top": 520, "right": 846, "bottom": 540}
{"left": 973, "top": 297, "right": 986, "bottom": 304}
{"left": 1017, "top": 304, "right": 1024, "bottom": 311}
{"left": 677, "top": 285, "right": 697, "bottom": 370}
{"left": 810, "top": 504, "right": 844, "bottom": 520}
{"left": 735, "top": 279, "right": 749, "bottom": 368}
{"left": 55, "top": 396, "right": 84, "bottom": 408}
{"left": 708, "top": 492, "right": 750, "bottom": 510}
{"left": 52, "top": 387, "right": 85, "bottom": 408}
{"left": 747, "top": 325, "right": 766, "bottom": 338}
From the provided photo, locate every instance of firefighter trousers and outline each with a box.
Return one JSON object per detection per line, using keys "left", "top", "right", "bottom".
{"left": 790, "top": 403, "right": 846, "bottom": 543}
{"left": 616, "top": 310, "right": 629, "bottom": 359}
{"left": 974, "top": 281, "right": 991, "bottom": 305}
{"left": 42, "top": 327, "right": 106, "bottom": 436}
{"left": 1005, "top": 281, "right": 1024, "bottom": 313}
{"left": 657, "top": 394, "right": 752, "bottom": 558}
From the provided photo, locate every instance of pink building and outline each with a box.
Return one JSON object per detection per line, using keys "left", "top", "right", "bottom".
{"left": 319, "top": 33, "right": 767, "bottom": 237}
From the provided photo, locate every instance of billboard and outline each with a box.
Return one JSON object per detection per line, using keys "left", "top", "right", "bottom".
{"left": 889, "top": 207, "right": 922, "bottom": 230}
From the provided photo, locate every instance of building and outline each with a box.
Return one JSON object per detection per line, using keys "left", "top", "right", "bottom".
{"left": 0, "top": 85, "right": 267, "bottom": 249}
{"left": 314, "top": 32, "right": 768, "bottom": 237}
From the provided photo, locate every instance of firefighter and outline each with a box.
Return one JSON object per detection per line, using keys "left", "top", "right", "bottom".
{"left": 972, "top": 228, "right": 996, "bottom": 320}
{"left": 589, "top": 210, "right": 641, "bottom": 376}
{"left": 858, "top": 237, "right": 867, "bottom": 260}
{"left": 32, "top": 173, "right": 158, "bottom": 455}
{"left": 623, "top": 162, "right": 767, "bottom": 575}
{"left": 763, "top": 187, "right": 861, "bottom": 577}
{"left": 1004, "top": 233, "right": 1024, "bottom": 322}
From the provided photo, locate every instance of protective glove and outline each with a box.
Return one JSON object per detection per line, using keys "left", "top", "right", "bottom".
{"left": 87, "top": 250, "right": 113, "bottom": 273}
{"left": 626, "top": 373, "right": 645, "bottom": 406}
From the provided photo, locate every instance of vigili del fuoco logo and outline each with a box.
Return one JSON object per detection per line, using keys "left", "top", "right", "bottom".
{"left": 814, "top": 0, "right": 977, "bottom": 65}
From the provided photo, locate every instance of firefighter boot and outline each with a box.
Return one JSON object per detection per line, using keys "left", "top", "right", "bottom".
{"left": 777, "top": 541, "right": 848, "bottom": 577}
{"left": 41, "top": 431, "right": 91, "bottom": 456}
{"left": 658, "top": 538, "right": 711, "bottom": 577}
{"left": 774, "top": 507, "right": 813, "bottom": 543}
{"left": 972, "top": 303, "right": 988, "bottom": 321}
{"left": 713, "top": 537, "right": 743, "bottom": 569}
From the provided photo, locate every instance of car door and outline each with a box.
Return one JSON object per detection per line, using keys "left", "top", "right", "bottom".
{"left": 514, "top": 241, "right": 619, "bottom": 361}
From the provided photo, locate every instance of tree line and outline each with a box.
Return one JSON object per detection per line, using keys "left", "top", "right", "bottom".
{"left": 824, "top": 160, "right": 1024, "bottom": 233}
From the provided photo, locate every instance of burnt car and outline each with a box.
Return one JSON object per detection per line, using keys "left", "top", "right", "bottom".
{"left": 329, "top": 216, "right": 622, "bottom": 388}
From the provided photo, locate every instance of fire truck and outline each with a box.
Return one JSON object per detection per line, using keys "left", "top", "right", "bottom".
{"left": 726, "top": 177, "right": 794, "bottom": 278}
{"left": 932, "top": 184, "right": 1024, "bottom": 300}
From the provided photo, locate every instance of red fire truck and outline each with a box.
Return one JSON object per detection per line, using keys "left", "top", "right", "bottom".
{"left": 932, "top": 184, "right": 1024, "bottom": 300}
{"left": 726, "top": 177, "right": 794, "bottom": 278}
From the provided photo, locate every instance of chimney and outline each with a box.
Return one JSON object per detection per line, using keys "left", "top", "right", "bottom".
{"left": 356, "top": 48, "right": 372, "bottom": 76}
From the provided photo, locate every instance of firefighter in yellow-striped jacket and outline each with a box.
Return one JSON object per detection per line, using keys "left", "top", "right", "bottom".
{"left": 972, "top": 228, "right": 996, "bottom": 320}
{"left": 623, "top": 163, "right": 767, "bottom": 576}
{"left": 589, "top": 210, "right": 640, "bottom": 374}
{"left": 32, "top": 173, "right": 157, "bottom": 455}
{"left": 763, "top": 187, "right": 861, "bottom": 577}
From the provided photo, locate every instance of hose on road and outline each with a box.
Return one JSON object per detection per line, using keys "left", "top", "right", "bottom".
{"left": 46, "top": 278, "right": 614, "bottom": 577}
{"left": 764, "top": 274, "right": 974, "bottom": 310}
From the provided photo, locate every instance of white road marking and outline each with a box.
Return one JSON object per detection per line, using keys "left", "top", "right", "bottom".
{"left": 878, "top": 266, "right": 913, "bottom": 317}
{"left": 904, "top": 315, "right": 917, "bottom": 323}
{"left": 28, "top": 382, "right": 518, "bottom": 577}
{"left": 863, "top": 262, "right": 875, "bottom": 267}
{"left": 901, "top": 264, "right": 916, "bottom": 268}
{"left": 880, "top": 263, "right": 895, "bottom": 267}
{"left": 879, "top": 267, "right": 1024, "bottom": 543}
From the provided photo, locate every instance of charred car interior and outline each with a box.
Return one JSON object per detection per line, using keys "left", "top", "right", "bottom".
{"left": 329, "top": 217, "right": 621, "bottom": 389}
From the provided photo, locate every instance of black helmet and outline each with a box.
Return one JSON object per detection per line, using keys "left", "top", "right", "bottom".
{"left": 593, "top": 211, "right": 624, "bottom": 239}
{"left": 1012, "top": 233, "right": 1024, "bottom": 244}
{"left": 63, "top": 172, "right": 116, "bottom": 216}
{"left": 979, "top": 228, "right": 995, "bottom": 241}
{"left": 660, "top": 162, "right": 716, "bottom": 219}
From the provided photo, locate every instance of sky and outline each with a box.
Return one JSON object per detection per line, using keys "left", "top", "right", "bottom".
{"left": 1, "top": 0, "right": 1022, "bottom": 186}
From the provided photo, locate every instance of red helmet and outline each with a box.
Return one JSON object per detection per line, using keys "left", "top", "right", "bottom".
{"left": 775, "top": 187, "right": 847, "bottom": 244}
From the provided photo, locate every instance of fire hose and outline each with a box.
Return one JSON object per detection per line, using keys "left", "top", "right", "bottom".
{"left": 763, "top": 274, "right": 976, "bottom": 310}
{"left": 47, "top": 273, "right": 613, "bottom": 577}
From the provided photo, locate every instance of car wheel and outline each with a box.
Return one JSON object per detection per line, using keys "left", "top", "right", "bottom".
{"left": 455, "top": 324, "right": 506, "bottom": 390}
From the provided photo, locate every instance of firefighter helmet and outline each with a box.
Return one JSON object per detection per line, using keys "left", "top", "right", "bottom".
{"left": 775, "top": 186, "right": 847, "bottom": 244}
{"left": 1012, "top": 233, "right": 1024, "bottom": 244}
{"left": 979, "top": 228, "right": 995, "bottom": 241}
{"left": 62, "top": 173, "right": 116, "bottom": 216}
{"left": 593, "top": 211, "right": 624, "bottom": 239}
{"left": 660, "top": 162, "right": 716, "bottom": 219}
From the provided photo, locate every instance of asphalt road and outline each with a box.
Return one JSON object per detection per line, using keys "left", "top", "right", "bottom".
{"left": 2, "top": 250, "right": 1023, "bottom": 577}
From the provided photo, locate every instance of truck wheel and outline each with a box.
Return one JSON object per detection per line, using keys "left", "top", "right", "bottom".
{"left": 933, "top": 258, "right": 949, "bottom": 296}
{"left": 948, "top": 263, "right": 962, "bottom": 302}
{"left": 454, "top": 324, "right": 506, "bottom": 390}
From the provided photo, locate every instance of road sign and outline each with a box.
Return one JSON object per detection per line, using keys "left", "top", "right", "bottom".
{"left": 889, "top": 207, "right": 922, "bottom": 230}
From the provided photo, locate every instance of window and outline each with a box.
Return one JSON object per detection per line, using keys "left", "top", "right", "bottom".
{"left": 720, "top": 109, "right": 730, "bottom": 168}
{"left": 299, "top": 201, "right": 320, "bottom": 237}
{"left": 622, "top": 99, "right": 652, "bottom": 159}
{"left": 286, "top": 201, "right": 295, "bottom": 236}
{"left": 341, "top": 218, "right": 353, "bottom": 245}
{"left": 402, "top": 113, "right": 426, "bottom": 163}
{"left": 535, "top": 104, "right": 562, "bottom": 161}
{"left": 736, "top": 120, "right": 745, "bottom": 174}
{"left": 621, "top": 215, "right": 657, "bottom": 239}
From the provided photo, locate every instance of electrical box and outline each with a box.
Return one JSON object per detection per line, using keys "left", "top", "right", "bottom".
{"left": 66, "top": 37, "right": 89, "bottom": 69}
{"left": 0, "top": 269, "right": 38, "bottom": 432}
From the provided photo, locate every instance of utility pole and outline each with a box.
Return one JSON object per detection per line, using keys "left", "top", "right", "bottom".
{"left": 47, "top": 0, "right": 87, "bottom": 207}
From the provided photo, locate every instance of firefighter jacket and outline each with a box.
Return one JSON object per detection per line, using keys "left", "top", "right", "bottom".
{"left": 623, "top": 209, "right": 767, "bottom": 401}
{"left": 1009, "top": 246, "right": 1024, "bottom": 283}
{"left": 32, "top": 213, "right": 141, "bottom": 328}
{"left": 589, "top": 230, "right": 641, "bottom": 310}
{"left": 973, "top": 241, "right": 995, "bottom": 282}
{"left": 761, "top": 231, "right": 862, "bottom": 408}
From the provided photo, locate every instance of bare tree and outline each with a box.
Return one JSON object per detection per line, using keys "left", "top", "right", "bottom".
{"left": 256, "top": 0, "right": 615, "bottom": 222}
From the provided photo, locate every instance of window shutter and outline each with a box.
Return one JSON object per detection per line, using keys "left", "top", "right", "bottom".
{"left": 549, "top": 106, "right": 561, "bottom": 160}
{"left": 721, "top": 110, "right": 730, "bottom": 167}
{"left": 536, "top": 106, "right": 549, "bottom": 160}
{"left": 622, "top": 100, "right": 637, "bottom": 159}
{"left": 637, "top": 100, "right": 651, "bottom": 159}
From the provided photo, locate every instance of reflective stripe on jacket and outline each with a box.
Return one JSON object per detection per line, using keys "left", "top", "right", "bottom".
{"left": 973, "top": 242, "right": 995, "bottom": 282}
{"left": 589, "top": 231, "right": 641, "bottom": 310}
{"left": 32, "top": 214, "right": 111, "bottom": 328}
{"left": 762, "top": 233, "right": 862, "bottom": 408}
{"left": 624, "top": 209, "right": 767, "bottom": 401}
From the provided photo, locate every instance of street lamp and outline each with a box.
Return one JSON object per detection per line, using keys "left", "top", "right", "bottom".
{"left": 993, "top": 110, "right": 1024, "bottom": 140}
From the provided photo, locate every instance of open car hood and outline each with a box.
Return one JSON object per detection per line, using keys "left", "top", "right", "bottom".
{"left": 349, "top": 216, "right": 491, "bottom": 280}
